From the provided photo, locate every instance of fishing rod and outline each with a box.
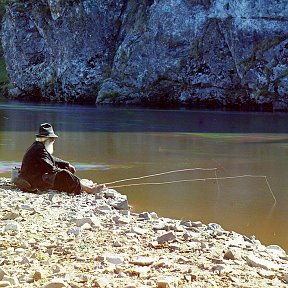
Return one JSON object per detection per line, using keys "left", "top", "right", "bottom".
{"left": 104, "top": 170, "right": 276, "bottom": 204}
{"left": 104, "top": 167, "right": 218, "bottom": 186}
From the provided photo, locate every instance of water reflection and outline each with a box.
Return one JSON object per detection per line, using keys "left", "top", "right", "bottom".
{"left": 0, "top": 102, "right": 287, "bottom": 251}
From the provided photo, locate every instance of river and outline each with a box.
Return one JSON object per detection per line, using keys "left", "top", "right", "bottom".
{"left": 0, "top": 102, "right": 287, "bottom": 251}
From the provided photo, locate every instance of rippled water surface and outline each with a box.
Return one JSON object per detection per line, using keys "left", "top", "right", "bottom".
{"left": 0, "top": 102, "right": 287, "bottom": 251}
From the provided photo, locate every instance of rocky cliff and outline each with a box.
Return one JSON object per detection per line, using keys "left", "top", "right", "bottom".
{"left": 1, "top": 0, "right": 288, "bottom": 108}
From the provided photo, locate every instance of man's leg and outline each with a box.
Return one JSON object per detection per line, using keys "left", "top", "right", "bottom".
{"left": 54, "top": 170, "right": 104, "bottom": 194}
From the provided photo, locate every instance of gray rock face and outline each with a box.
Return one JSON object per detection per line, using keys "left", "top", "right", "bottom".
{"left": 1, "top": 0, "right": 288, "bottom": 108}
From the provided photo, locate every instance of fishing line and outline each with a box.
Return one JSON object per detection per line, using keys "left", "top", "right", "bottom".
{"left": 108, "top": 174, "right": 277, "bottom": 204}
{"left": 104, "top": 167, "right": 218, "bottom": 186}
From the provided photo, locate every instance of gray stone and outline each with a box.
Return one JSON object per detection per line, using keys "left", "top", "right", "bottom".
{"left": 207, "top": 223, "right": 224, "bottom": 232}
{"left": 3, "top": 221, "right": 21, "bottom": 233}
{"left": 139, "top": 212, "right": 152, "bottom": 221}
{"left": 67, "top": 227, "right": 82, "bottom": 236}
{"left": 111, "top": 196, "right": 129, "bottom": 210}
{"left": 112, "top": 216, "right": 130, "bottom": 225}
{"left": 157, "top": 231, "right": 177, "bottom": 244}
{"left": 105, "top": 255, "right": 124, "bottom": 265}
{"left": 96, "top": 205, "right": 113, "bottom": 214}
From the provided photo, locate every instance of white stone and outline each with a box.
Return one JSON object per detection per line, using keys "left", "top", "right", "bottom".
{"left": 157, "top": 231, "right": 176, "bottom": 244}
{"left": 104, "top": 189, "right": 118, "bottom": 198}
{"left": 246, "top": 254, "right": 279, "bottom": 270}
{"left": 131, "top": 256, "right": 157, "bottom": 266}
{"left": 150, "top": 212, "right": 158, "bottom": 219}
{"left": 257, "top": 270, "right": 276, "bottom": 279}
{"left": 265, "top": 245, "right": 287, "bottom": 258}
{"left": 81, "top": 223, "right": 92, "bottom": 230}
{"left": 131, "top": 227, "right": 147, "bottom": 235}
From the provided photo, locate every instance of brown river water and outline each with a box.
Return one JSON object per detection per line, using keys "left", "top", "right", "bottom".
{"left": 0, "top": 102, "right": 287, "bottom": 251}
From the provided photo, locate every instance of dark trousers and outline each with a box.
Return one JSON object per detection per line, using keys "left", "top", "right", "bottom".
{"left": 54, "top": 170, "right": 81, "bottom": 195}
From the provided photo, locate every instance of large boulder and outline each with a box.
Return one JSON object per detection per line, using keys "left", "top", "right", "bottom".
{"left": 1, "top": 0, "right": 288, "bottom": 109}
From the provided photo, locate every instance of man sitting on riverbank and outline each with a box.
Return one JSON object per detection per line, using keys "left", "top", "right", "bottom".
{"left": 16, "top": 123, "right": 104, "bottom": 194}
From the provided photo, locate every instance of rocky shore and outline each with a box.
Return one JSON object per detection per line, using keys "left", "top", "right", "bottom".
{"left": 0, "top": 177, "right": 287, "bottom": 288}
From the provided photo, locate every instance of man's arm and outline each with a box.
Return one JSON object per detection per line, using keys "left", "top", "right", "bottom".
{"left": 52, "top": 156, "right": 76, "bottom": 173}
{"left": 52, "top": 156, "right": 70, "bottom": 170}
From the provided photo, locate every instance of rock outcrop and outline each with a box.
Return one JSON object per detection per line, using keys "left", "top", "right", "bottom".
{"left": 1, "top": 0, "right": 288, "bottom": 108}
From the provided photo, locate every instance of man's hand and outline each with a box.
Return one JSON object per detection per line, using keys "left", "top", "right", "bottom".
{"left": 68, "top": 164, "right": 76, "bottom": 174}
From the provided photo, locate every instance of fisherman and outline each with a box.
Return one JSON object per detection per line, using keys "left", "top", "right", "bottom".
{"left": 16, "top": 123, "right": 104, "bottom": 194}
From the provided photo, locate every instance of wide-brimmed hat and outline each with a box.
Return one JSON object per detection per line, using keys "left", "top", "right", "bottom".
{"left": 36, "top": 123, "right": 58, "bottom": 138}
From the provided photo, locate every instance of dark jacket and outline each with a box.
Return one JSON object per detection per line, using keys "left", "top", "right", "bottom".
{"left": 21, "top": 141, "right": 70, "bottom": 189}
